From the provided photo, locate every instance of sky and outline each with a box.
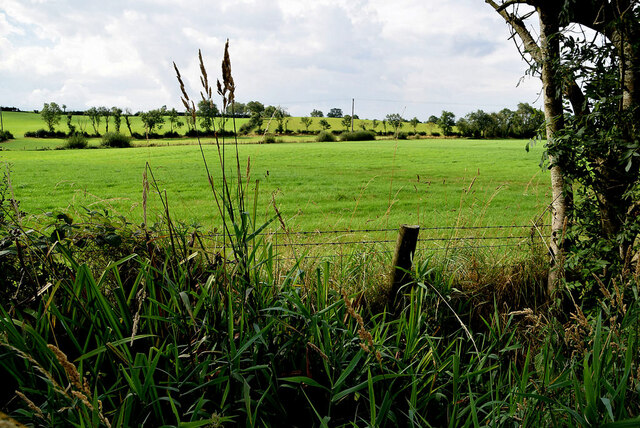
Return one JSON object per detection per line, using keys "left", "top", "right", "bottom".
{"left": 0, "top": 0, "right": 543, "bottom": 120}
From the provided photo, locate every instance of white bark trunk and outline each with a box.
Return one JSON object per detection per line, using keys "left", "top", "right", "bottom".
{"left": 539, "top": 6, "right": 568, "bottom": 295}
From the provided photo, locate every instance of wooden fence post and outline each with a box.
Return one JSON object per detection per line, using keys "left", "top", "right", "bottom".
{"left": 389, "top": 224, "right": 420, "bottom": 307}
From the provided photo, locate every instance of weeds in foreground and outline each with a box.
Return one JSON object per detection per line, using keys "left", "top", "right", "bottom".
{"left": 1, "top": 224, "right": 638, "bottom": 426}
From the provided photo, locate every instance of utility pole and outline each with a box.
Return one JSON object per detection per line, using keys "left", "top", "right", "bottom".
{"left": 0, "top": 106, "right": 3, "bottom": 132}
{"left": 351, "top": 98, "right": 354, "bottom": 132}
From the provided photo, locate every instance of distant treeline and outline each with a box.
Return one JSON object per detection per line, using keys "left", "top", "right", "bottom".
{"left": 455, "top": 103, "right": 544, "bottom": 139}
{"left": 8, "top": 101, "right": 545, "bottom": 141}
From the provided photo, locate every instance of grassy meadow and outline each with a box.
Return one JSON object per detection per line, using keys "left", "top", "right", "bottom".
{"left": 1, "top": 138, "right": 549, "bottom": 235}
{"left": 2, "top": 111, "right": 548, "bottom": 260}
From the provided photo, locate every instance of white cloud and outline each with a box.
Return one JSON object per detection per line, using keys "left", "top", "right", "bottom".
{"left": 0, "top": 0, "right": 542, "bottom": 118}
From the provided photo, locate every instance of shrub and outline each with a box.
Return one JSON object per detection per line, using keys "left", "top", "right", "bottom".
{"left": 397, "top": 132, "right": 408, "bottom": 140}
{"left": 185, "top": 129, "right": 236, "bottom": 138}
{"left": 431, "top": 132, "right": 441, "bottom": 137}
{"left": 340, "top": 130, "right": 376, "bottom": 141}
{"left": 64, "top": 133, "right": 88, "bottom": 149}
{"left": 418, "top": 131, "right": 427, "bottom": 136}
{"left": 24, "top": 129, "right": 66, "bottom": 138}
{"left": 102, "top": 132, "right": 132, "bottom": 148}
{"left": 262, "top": 134, "right": 277, "bottom": 144}
{"left": 316, "top": 131, "right": 336, "bottom": 142}
{"left": 0, "top": 130, "right": 14, "bottom": 142}
{"left": 162, "top": 131, "right": 181, "bottom": 138}
{"left": 238, "top": 122, "right": 253, "bottom": 135}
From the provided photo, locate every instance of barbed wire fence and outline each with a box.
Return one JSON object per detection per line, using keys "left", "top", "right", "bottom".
{"left": 195, "top": 223, "right": 551, "bottom": 271}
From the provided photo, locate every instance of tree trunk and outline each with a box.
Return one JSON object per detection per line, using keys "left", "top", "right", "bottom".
{"left": 539, "top": 4, "right": 570, "bottom": 295}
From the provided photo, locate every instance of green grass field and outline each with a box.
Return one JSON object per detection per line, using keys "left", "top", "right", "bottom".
{"left": 0, "top": 110, "right": 550, "bottom": 256}
{"left": 1, "top": 137, "right": 549, "bottom": 237}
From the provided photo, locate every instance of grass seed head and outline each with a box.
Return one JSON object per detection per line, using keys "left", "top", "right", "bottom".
{"left": 173, "top": 61, "right": 193, "bottom": 113}
{"left": 47, "top": 344, "right": 83, "bottom": 392}
{"left": 221, "top": 39, "right": 235, "bottom": 104}
{"left": 198, "top": 49, "right": 211, "bottom": 97}
{"left": 15, "top": 391, "right": 46, "bottom": 422}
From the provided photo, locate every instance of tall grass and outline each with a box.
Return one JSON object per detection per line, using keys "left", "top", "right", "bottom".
{"left": 2, "top": 219, "right": 638, "bottom": 426}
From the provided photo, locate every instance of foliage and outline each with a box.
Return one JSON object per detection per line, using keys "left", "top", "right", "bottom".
{"left": 327, "top": 107, "right": 343, "bottom": 118}
{"left": 310, "top": 109, "right": 323, "bottom": 117}
{"left": 262, "top": 134, "right": 277, "bottom": 144}
{"left": 263, "top": 105, "right": 277, "bottom": 118}
{"left": 318, "top": 119, "right": 331, "bottom": 130}
{"left": 385, "top": 113, "right": 404, "bottom": 134}
{"left": 300, "top": 116, "right": 313, "bottom": 131}
{"left": 316, "top": 130, "right": 336, "bottom": 142}
{"left": 486, "top": 0, "right": 640, "bottom": 298}
{"left": 98, "top": 106, "right": 111, "bottom": 133}
{"left": 166, "top": 108, "right": 183, "bottom": 132}
{"left": 246, "top": 100, "right": 265, "bottom": 116}
{"left": 457, "top": 104, "right": 544, "bottom": 138}
{"left": 531, "top": 5, "right": 640, "bottom": 287}
{"left": 409, "top": 117, "right": 420, "bottom": 132}
{"left": 139, "top": 107, "right": 166, "bottom": 135}
{"left": 437, "top": 110, "right": 456, "bottom": 136}
{"left": 64, "top": 133, "right": 88, "bottom": 149}
{"left": 101, "top": 132, "right": 132, "bottom": 148}
{"left": 123, "top": 108, "right": 134, "bottom": 136}
{"left": 23, "top": 129, "right": 67, "bottom": 138}
{"left": 249, "top": 112, "right": 264, "bottom": 132}
{"left": 197, "top": 100, "right": 218, "bottom": 131}
{"left": 111, "top": 107, "right": 122, "bottom": 133}
{"left": 225, "top": 101, "right": 246, "bottom": 116}
{"left": 0, "top": 130, "right": 14, "bottom": 142}
{"left": 85, "top": 107, "right": 102, "bottom": 135}
{"left": 40, "top": 102, "right": 63, "bottom": 132}
{"left": 162, "top": 130, "right": 181, "bottom": 138}
{"left": 273, "top": 106, "right": 289, "bottom": 133}
{"left": 341, "top": 114, "right": 352, "bottom": 131}
{"left": 238, "top": 121, "right": 253, "bottom": 135}
{"left": 340, "top": 130, "right": 376, "bottom": 141}
{"left": 63, "top": 113, "right": 75, "bottom": 135}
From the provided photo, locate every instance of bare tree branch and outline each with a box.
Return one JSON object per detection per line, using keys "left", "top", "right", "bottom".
{"left": 495, "top": 0, "right": 534, "bottom": 13}
{"left": 485, "top": 0, "right": 542, "bottom": 62}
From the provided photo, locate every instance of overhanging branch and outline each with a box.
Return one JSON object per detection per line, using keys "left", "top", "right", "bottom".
{"left": 485, "top": 0, "right": 542, "bottom": 63}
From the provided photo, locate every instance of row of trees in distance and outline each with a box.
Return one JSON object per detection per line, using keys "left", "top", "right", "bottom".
{"left": 33, "top": 101, "right": 544, "bottom": 140}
